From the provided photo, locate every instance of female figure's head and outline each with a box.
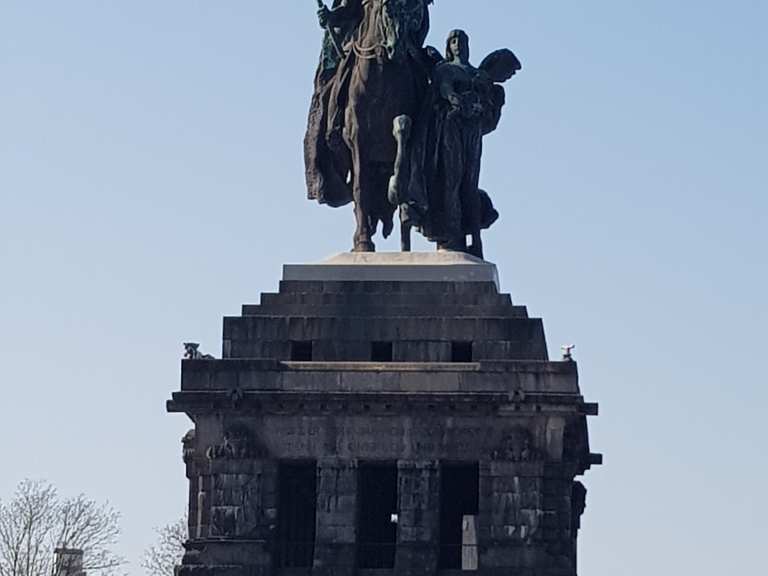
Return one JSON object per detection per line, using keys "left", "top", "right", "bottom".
{"left": 445, "top": 29, "right": 470, "bottom": 63}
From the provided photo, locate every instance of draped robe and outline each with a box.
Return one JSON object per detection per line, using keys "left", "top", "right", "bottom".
{"left": 304, "top": 0, "right": 432, "bottom": 208}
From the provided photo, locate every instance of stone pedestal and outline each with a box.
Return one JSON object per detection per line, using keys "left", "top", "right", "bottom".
{"left": 283, "top": 252, "right": 500, "bottom": 287}
{"left": 169, "top": 253, "right": 600, "bottom": 576}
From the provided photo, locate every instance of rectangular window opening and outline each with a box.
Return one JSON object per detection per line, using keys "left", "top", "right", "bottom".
{"left": 277, "top": 462, "right": 317, "bottom": 568}
{"left": 451, "top": 341, "right": 473, "bottom": 363}
{"left": 371, "top": 341, "right": 393, "bottom": 362}
{"left": 358, "top": 462, "right": 398, "bottom": 569}
{"left": 290, "top": 340, "right": 313, "bottom": 361}
{"left": 439, "top": 462, "right": 479, "bottom": 570}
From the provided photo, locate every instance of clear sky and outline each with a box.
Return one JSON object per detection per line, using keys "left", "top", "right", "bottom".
{"left": 1, "top": 1, "right": 766, "bottom": 574}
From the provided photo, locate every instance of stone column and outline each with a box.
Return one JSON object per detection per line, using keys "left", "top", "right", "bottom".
{"left": 313, "top": 458, "right": 358, "bottom": 576}
{"left": 395, "top": 460, "right": 440, "bottom": 575}
{"left": 192, "top": 474, "right": 209, "bottom": 539}
{"left": 201, "top": 458, "right": 278, "bottom": 575}
{"left": 541, "top": 463, "right": 578, "bottom": 576}
{"left": 479, "top": 460, "right": 545, "bottom": 572}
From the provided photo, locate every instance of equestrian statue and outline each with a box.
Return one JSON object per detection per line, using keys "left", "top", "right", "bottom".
{"left": 304, "top": 0, "right": 521, "bottom": 258}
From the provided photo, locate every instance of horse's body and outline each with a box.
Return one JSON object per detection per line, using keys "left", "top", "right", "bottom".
{"left": 342, "top": 0, "right": 428, "bottom": 252}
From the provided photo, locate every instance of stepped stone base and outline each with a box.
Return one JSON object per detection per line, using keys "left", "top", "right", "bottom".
{"left": 169, "top": 253, "right": 599, "bottom": 576}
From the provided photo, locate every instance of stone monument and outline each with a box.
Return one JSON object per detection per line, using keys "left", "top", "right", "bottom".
{"left": 168, "top": 3, "right": 599, "bottom": 575}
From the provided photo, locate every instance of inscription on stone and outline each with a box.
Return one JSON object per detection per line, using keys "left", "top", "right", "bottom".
{"left": 260, "top": 417, "right": 507, "bottom": 459}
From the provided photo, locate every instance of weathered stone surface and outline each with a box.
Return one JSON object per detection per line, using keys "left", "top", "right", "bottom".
{"left": 169, "top": 263, "right": 598, "bottom": 575}
{"left": 283, "top": 253, "right": 500, "bottom": 288}
{"left": 394, "top": 460, "right": 440, "bottom": 573}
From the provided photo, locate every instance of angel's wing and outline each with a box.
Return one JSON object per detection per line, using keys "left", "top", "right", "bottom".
{"left": 479, "top": 49, "right": 522, "bottom": 83}
{"left": 424, "top": 45, "right": 444, "bottom": 68}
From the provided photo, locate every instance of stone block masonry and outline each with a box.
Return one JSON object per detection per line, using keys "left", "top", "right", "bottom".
{"left": 168, "top": 253, "right": 600, "bottom": 576}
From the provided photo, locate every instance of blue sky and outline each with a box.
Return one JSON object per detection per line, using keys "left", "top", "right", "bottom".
{"left": 1, "top": 1, "right": 766, "bottom": 574}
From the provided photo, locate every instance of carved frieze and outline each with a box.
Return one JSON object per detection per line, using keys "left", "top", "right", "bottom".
{"left": 492, "top": 427, "right": 541, "bottom": 462}
{"left": 206, "top": 423, "right": 264, "bottom": 460}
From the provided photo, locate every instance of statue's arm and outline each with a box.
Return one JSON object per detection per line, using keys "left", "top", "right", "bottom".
{"left": 437, "top": 68, "right": 462, "bottom": 109}
{"left": 321, "top": 0, "right": 362, "bottom": 27}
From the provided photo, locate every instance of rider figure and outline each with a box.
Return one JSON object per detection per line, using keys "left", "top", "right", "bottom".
{"left": 316, "top": 1, "right": 363, "bottom": 73}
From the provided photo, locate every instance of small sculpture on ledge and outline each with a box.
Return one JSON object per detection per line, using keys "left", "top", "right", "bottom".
{"left": 183, "top": 342, "right": 215, "bottom": 360}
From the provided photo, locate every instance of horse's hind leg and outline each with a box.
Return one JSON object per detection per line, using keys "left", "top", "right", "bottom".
{"left": 400, "top": 218, "right": 411, "bottom": 252}
{"left": 352, "top": 200, "right": 375, "bottom": 252}
{"left": 350, "top": 146, "right": 375, "bottom": 253}
{"left": 390, "top": 115, "right": 413, "bottom": 253}
{"left": 389, "top": 115, "right": 412, "bottom": 206}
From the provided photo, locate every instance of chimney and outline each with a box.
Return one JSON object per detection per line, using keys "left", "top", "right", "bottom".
{"left": 54, "top": 548, "right": 85, "bottom": 576}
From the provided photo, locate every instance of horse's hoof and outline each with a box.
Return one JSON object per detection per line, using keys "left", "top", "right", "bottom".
{"left": 352, "top": 241, "right": 376, "bottom": 253}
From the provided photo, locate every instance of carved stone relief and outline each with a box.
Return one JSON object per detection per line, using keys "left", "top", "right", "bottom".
{"left": 182, "top": 429, "right": 196, "bottom": 464}
{"left": 206, "top": 423, "right": 264, "bottom": 460}
{"left": 491, "top": 427, "right": 541, "bottom": 462}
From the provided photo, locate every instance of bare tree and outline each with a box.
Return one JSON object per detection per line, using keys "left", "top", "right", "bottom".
{"left": 141, "top": 517, "right": 186, "bottom": 576}
{"left": 0, "top": 480, "right": 125, "bottom": 576}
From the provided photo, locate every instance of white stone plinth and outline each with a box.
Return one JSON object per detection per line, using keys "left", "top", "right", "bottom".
{"left": 283, "top": 252, "right": 499, "bottom": 288}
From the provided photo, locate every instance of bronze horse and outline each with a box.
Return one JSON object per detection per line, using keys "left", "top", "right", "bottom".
{"left": 307, "top": 3, "right": 517, "bottom": 257}
{"left": 340, "top": 0, "right": 430, "bottom": 252}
